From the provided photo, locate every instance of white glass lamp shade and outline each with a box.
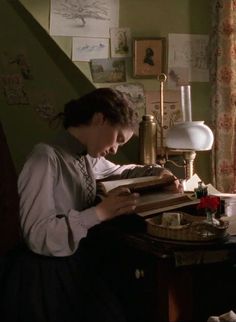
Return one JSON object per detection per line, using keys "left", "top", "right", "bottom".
{"left": 165, "top": 121, "right": 214, "bottom": 151}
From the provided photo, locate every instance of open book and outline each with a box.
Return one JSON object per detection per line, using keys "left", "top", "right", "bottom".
{"left": 99, "top": 175, "right": 176, "bottom": 194}
{"left": 98, "top": 176, "right": 198, "bottom": 218}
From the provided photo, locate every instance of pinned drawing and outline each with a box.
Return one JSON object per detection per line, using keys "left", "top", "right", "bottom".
{"left": 113, "top": 83, "right": 145, "bottom": 135}
{"left": 72, "top": 37, "right": 109, "bottom": 61}
{"left": 50, "top": 0, "right": 119, "bottom": 37}
{"left": 90, "top": 58, "right": 126, "bottom": 83}
{"left": 145, "top": 90, "right": 182, "bottom": 148}
{"left": 110, "top": 27, "right": 131, "bottom": 57}
{"left": 168, "top": 33, "right": 209, "bottom": 87}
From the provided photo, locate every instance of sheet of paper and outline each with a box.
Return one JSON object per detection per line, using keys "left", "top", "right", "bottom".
{"left": 72, "top": 37, "right": 109, "bottom": 61}
{"left": 184, "top": 173, "right": 236, "bottom": 200}
{"left": 168, "top": 33, "right": 209, "bottom": 87}
{"left": 207, "top": 184, "right": 236, "bottom": 198}
{"left": 145, "top": 89, "right": 182, "bottom": 148}
{"left": 50, "top": 0, "right": 119, "bottom": 37}
{"left": 183, "top": 173, "right": 202, "bottom": 191}
{"left": 184, "top": 173, "right": 236, "bottom": 197}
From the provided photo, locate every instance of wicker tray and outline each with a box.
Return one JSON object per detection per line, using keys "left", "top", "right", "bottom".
{"left": 146, "top": 213, "right": 229, "bottom": 242}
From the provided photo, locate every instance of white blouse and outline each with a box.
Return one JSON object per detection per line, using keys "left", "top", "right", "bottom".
{"left": 18, "top": 131, "right": 164, "bottom": 256}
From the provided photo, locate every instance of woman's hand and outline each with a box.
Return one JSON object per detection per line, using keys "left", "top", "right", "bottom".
{"left": 159, "top": 169, "right": 182, "bottom": 193}
{"left": 95, "top": 187, "right": 140, "bottom": 221}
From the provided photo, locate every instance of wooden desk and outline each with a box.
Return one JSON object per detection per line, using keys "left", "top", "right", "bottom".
{"left": 122, "top": 231, "right": 236, "bottom": 322}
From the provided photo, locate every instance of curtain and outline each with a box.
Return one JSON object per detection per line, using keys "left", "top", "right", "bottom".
{"left": 210, "top": 0, "right": 236, "bottom": 192}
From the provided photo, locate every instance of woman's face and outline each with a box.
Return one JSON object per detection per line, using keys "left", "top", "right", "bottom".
{"left": 87, "top": 114, "right": 134, "bottom": 158}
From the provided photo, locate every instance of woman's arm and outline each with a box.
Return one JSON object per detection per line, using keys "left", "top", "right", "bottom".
{"left": 18, "top": 145, "right": 101, "bottom": 257}
{"left": 90, "top": 156, "right": 165, "bottom": 180}
{"left": 90, "top": 156, "right": 180, "bottom": 192}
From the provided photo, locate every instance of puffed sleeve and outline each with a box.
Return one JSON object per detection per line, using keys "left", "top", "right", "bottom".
{"left": 18, "top": 145, "right": 100, "bottom": 256}
{"left": 90, "top": 156, "right": 167, "bottom": 180}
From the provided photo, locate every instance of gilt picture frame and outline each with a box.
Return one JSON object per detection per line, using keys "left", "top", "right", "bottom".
{"left": 133, "top": 37, "right": 166, "bottom": 78}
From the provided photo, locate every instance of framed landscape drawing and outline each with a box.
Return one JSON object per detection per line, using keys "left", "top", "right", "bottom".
{"left": 133, "top": 38, "right": 166, "bottom": 78}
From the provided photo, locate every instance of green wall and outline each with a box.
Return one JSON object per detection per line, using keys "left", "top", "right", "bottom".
{"left": 0, "top": 0, "right": 212, "bottom": 182}
{"left": 0, "top": 0, "right": 94, "bottom": 172}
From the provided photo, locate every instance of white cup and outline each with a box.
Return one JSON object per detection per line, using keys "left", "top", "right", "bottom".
{"left": 225, "top": 198, "right": 236, "bottom": 216}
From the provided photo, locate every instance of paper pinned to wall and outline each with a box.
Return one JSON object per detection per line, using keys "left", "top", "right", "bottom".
{"left": 90, "top": 58, "right": 126, "bottom": 83}
{"left": 50, "top": 0, "right": 119, "bottom": 37}
{"left": 113, "top": 83, "right": 145, "bottom": 135}
{"left": 145, "top": 89, "right": 182, "bottom": 148}
{"left": 110, "top": 27, "right": 132, "bottom": 57}
{"left": 72, "top": 37, "right": 109, "bottom": 62}
{"left": 168, "top": 33, "right": 209, "bottom": 87}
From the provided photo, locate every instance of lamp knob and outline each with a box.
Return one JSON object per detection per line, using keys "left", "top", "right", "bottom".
{"left": 158, "top": 73, "right": 167, "bottom": 83}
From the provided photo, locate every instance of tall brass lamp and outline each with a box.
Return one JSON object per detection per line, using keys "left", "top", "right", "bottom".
{"left": 158, "top": 74, "right": 214, "bottom": 179}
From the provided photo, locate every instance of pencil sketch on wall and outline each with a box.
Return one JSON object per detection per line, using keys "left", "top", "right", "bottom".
{"left": 168, "top": 33, "right": 209, "bottom": 87}
{"left": 145, "top": 90, "right": 182, "bottom": 148}
{"left": 113, "top": 83, "right": 145, "bottom": 135}
{"left": 110, "top": 28, "right": 132, "bottom": 57}
{"left": 50, "top": 0, "right": 119, "bottom": 38}
{"left": 72, "top": 37, "right": 109, "bottom": 61}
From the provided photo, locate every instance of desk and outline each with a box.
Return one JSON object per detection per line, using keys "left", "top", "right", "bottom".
{"left": 122, "top": 231, "right": 236, "bottom": 322}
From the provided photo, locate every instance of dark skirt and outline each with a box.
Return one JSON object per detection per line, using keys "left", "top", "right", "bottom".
{"left": 0, "top": 214, "right": 146, "bottom": 322}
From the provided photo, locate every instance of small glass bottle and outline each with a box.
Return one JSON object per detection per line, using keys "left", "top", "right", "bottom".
{"left": 194, "top": 181, "right": 208, "bottom": 198}
{"left": 139, "top": 114, "right": 157, "bottom": 165}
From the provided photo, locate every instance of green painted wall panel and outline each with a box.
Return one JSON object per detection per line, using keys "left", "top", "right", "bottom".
{"left": 1, "top": 0, "right": 212, "bottom": 182}
{"left": 0, "top": 0, "right": 94, "bottom": 172}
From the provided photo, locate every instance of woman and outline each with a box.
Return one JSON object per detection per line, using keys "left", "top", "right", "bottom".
{"left": 3, "top": 88, "right": 180, "bottom": 322}
{"left": 19, "top": 87, "right": 179, "bottom": 257}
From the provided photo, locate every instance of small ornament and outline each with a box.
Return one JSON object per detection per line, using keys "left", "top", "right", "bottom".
{"left": 194, "top": 181, "right": 208, "bottom": 198}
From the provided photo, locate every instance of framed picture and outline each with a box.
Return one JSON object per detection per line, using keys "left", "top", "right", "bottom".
{"left": 133, "top": 37, "right": 166, "bottom": 78}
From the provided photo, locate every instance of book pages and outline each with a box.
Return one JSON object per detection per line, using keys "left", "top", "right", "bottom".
{"left": 137, "top": 199, "right": 199, "bottom": 218}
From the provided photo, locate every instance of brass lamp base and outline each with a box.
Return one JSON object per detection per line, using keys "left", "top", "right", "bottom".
{"left": 183, "top": 150, "right": 196, "bottom": 179}
{"left": 157, "top": 148, "right": 196, "bottom": 180}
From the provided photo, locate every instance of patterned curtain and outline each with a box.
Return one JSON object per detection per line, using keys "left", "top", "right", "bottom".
{"left": 210, "top": 0, "right": 236, "bottom": 192}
